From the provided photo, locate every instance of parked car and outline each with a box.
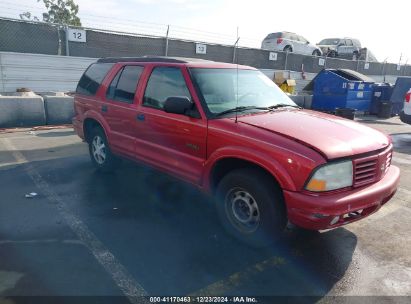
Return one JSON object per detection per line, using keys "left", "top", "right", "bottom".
{"left": 261, "top": 32, "right": 322, "bottom": 56}
{"left": 317, "top": 38, "right": 362, "bottom": 60}
{"left": 73, "top": 57, "right": 400, "bottom": 247}
{"left": 400, "top": 88, "right": 411, "bottom": 124}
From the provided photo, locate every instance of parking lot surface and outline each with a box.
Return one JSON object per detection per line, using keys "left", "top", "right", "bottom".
{"left": 0, "top": 116, "right": 410, "bottom": 303}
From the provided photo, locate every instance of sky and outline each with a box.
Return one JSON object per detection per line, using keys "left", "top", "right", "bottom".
{"left": 1, "top": 0, "right": 410, "bottom": 63}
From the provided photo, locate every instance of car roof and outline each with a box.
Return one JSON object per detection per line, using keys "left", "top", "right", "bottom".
{"left": 96, "top": 56, "right": 255, "bottom": 69}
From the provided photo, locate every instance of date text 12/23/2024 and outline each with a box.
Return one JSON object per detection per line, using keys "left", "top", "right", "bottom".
{"left": 149, "top": 297, "right": 258, "bottom": 303}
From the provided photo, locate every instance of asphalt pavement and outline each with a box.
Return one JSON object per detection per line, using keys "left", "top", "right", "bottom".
{"left": 0, "top": 116, "right": 410, "bottom": 303}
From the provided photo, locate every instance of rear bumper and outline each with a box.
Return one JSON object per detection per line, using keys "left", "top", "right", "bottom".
{"left": 400, "top": 111, "right": 411, "bottom": 125}
{"left": 72, "top": 117, "right": 85, "bottom": 140}
{"left": 284, "top": 165, "right": 400, "bottom": 230}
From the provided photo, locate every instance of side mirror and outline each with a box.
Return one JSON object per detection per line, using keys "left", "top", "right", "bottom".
{"left": 164, "top": 96, "right": 193, "bottom": 115}
{"left": 306, "top": 41, "right": 310, "bottom": 44}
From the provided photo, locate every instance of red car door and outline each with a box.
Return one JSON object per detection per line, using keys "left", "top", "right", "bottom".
{"left": 100, "top": 64, "right": 144, "bottom": 158}
{"left": 134, "top": 65, "right": 207, "bottom": 184}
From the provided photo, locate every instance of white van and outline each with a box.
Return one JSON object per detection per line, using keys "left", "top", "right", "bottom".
{"left": 400, "top": 88, "right": 411, "bottom": 124}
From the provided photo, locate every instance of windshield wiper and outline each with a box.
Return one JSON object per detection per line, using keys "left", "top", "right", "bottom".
{"left": 215, "top": 106, "right": 271, "bottom": 117}
{"left": 268, "top": 103, "right": 302, "bottom": 109}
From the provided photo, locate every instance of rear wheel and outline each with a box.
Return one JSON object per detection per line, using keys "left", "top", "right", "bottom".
{"left": 283, "top": 45, "right": 293, "bottom": 53}
{"left": 216, "top": 168, "right": 287, "bottom": 247}
{"left": 328, "top": 50, "right": 337, "bottom": 57}
{"left": 88, "top": 127, "right": 118, "bottom": 172}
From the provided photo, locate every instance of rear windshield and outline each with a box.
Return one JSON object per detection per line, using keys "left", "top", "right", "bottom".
{"left": 265, "top": 32, "right": 282, "bottom": 40}
{"left": 76, "top": 63, "right": 114, "bottom": 96}
{"left": 319, "top": 38, "right": 340, "bottom": 45}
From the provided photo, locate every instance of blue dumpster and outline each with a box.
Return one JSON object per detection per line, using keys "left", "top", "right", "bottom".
{"left": 390, "top": 77, "right": 411, "bottom": 115}
{"left": 370, "top": 83, "right": 394, "bottom": 115}
{"left": 310, "top": 69, "right": 375, "bottom": 112}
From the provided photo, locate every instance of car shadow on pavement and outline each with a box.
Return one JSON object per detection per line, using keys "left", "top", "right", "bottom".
{"left": 358, "top": 119, "right": 404, "bottom": 126}
{"left": 75, "top": 159, "right": 357, "bottom": 299}
{"left": 391, "top": 132, "right": 411, "bottom": 155}
{"left": 0, "top": 154, "right": 357, "bottom": 301}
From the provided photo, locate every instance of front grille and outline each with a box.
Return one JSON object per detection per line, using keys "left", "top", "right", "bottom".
{"left": 352, "top": 146, "right": 393, "bottom": 188}
{"left": 385, "top": 151, "right": 392, "bottom": 173}
{"left": 353, "top": 156, "right": 378, "bottom": 187}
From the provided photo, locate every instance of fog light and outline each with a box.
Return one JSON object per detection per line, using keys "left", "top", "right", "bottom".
{"left": 330, "top": 216, "right": 340, "bottom": 225}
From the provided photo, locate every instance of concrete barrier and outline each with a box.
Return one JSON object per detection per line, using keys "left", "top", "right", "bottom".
{"left": 43, "top": 95, "right": 74, "bottom": 125}
{"left": 0, "top": 95, "right": 46, "bottom": 128}
{"left": 289, "top": 95, "right": 305, "bottom": 107}
{"left": 288, "top": 94, "right": 313, "bottom": 109}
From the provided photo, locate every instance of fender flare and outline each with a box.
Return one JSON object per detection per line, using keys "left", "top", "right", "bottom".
{"left": 202, "top": 146, "right": 296, "bottom": 192}
{"left": 82, "top": 111, "right": 112, "bottom": 144}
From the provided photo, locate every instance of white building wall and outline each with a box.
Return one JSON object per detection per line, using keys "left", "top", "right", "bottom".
{"left": 0, "top": 52, "right": 96, "bottom": 92}
{"left": 0, "top": 52, "right": 400, "bottom": 93}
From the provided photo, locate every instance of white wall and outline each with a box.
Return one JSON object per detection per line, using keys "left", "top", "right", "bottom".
{"left": 0, "top": 52, "right": 96, "bottom": 92}
{"left": 0, "top": 52, "right": 400, "bottom": 93}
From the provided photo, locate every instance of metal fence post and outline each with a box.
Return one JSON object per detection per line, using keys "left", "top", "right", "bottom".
{"left": 165, "top": 25, "right": 169, "bottom": 57}
{"left": 382, "top": 61, "right": 386, "bottom": 82}
{"left": 0, "top": 52, "right": 6, "bottom": 92}
{"left": 232, "top": 37, "right": 240, "bottom": 63}
{"left": 65, "top": 25, "right": 70, "bottom": 56}
{"left": 284, "top": 51, "right": 288, "bottom": 71}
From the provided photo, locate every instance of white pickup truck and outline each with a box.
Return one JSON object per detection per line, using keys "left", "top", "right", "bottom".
{"left": 400, "top": 89, "right": 411, "bottom": 124}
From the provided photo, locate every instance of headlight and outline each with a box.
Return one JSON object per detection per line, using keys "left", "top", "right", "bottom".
{"left": 305, "top": 160, "right": 353, "bottom": 192}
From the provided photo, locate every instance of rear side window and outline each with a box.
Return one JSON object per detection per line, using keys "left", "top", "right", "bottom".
{"left": 106, "top": 66, "right": 144, "bottom": 103}
{"left": 143, "top": 67, "right": 191, "bottom": 110}
{"left": 76, "top": 63, "right": 114, "bottom": 96}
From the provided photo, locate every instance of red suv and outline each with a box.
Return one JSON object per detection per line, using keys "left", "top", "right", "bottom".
{"left": 73, "top": 57, "right": 400, "bottom": 246}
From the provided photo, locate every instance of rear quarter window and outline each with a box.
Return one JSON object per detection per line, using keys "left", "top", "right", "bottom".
{"left": 76, "top": 63, "right": 114, "bottom": 96}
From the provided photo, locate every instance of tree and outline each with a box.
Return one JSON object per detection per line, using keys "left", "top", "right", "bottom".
{"left": 20, "top": 0, "right": 81, "bottom": 26}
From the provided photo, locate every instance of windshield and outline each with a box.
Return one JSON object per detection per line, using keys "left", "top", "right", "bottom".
{"left": 190, "top": 68, "right": 296, "bottom": 116}
{"left": 319, "top": 38, "right": 340, "bottom": 45}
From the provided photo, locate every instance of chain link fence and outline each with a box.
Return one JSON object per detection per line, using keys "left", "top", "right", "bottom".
{"left": 1, "top": 17, "right": 411, "bottom": 77}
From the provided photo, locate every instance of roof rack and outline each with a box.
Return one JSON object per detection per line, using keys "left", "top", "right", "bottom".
{"left": 97, "top": 56, "right": 213, "bottom": 64}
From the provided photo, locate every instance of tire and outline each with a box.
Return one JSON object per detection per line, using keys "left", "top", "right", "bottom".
{"left": 328, "top": 50, "right": 337, "bottom": 57}
{"left": 88, "top": 127, "right": 118, "bottom": 172}
{"left": 215, "top": 168, "right": 287, "bottom": 247}
{"left": 283, "top": 46, "right": 293, "bottom": 53}
{"left": 352, "top": 52, "right": 359, "bottom": 60}
{"left": 312, "top": 49, "right": 321, "bottom": 57}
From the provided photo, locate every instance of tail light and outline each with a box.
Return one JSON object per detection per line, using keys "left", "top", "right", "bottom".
{"left": 277, "top": 38, "right": 283, "bottom": 44}
{"left": 405, "top": 91, "right": 411, "bottom": 103}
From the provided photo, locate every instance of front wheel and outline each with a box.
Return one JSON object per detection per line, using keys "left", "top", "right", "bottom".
{"left": 88, "top": 127, "right": 118, "bottom": 172}
{"left": 216, "top": 168, "right": 287, "bottom": 247}
{"left": 312, "top": 49, "right": 322, "bottom": 57}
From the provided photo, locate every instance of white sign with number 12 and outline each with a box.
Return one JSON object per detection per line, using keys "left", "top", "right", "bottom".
{"left": 68, "top": 28, "right": 86, "bottom": 43}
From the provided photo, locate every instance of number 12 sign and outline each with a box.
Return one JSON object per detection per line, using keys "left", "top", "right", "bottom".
{"left": 68, "top": 28, "right": 87, "bottom": 43}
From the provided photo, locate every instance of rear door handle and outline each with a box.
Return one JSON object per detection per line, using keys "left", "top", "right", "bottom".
{"left": 136, "top": 113, "right": 145, "bottom": 121}
{"left": 101, "top": 105, "right": 108, "bottom": 113}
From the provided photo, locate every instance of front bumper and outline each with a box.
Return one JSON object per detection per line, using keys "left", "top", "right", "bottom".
{"left": 284, "top": 165, "right": 400, "bottom": 230}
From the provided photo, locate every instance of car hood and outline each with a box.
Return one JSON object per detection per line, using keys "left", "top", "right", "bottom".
{"left": 237, "top": 110, "right": 390, "bottom": 160}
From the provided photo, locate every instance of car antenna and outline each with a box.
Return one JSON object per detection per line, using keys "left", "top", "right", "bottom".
{"left": 234, "top": 27, "right": 240, "bottom": 123}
